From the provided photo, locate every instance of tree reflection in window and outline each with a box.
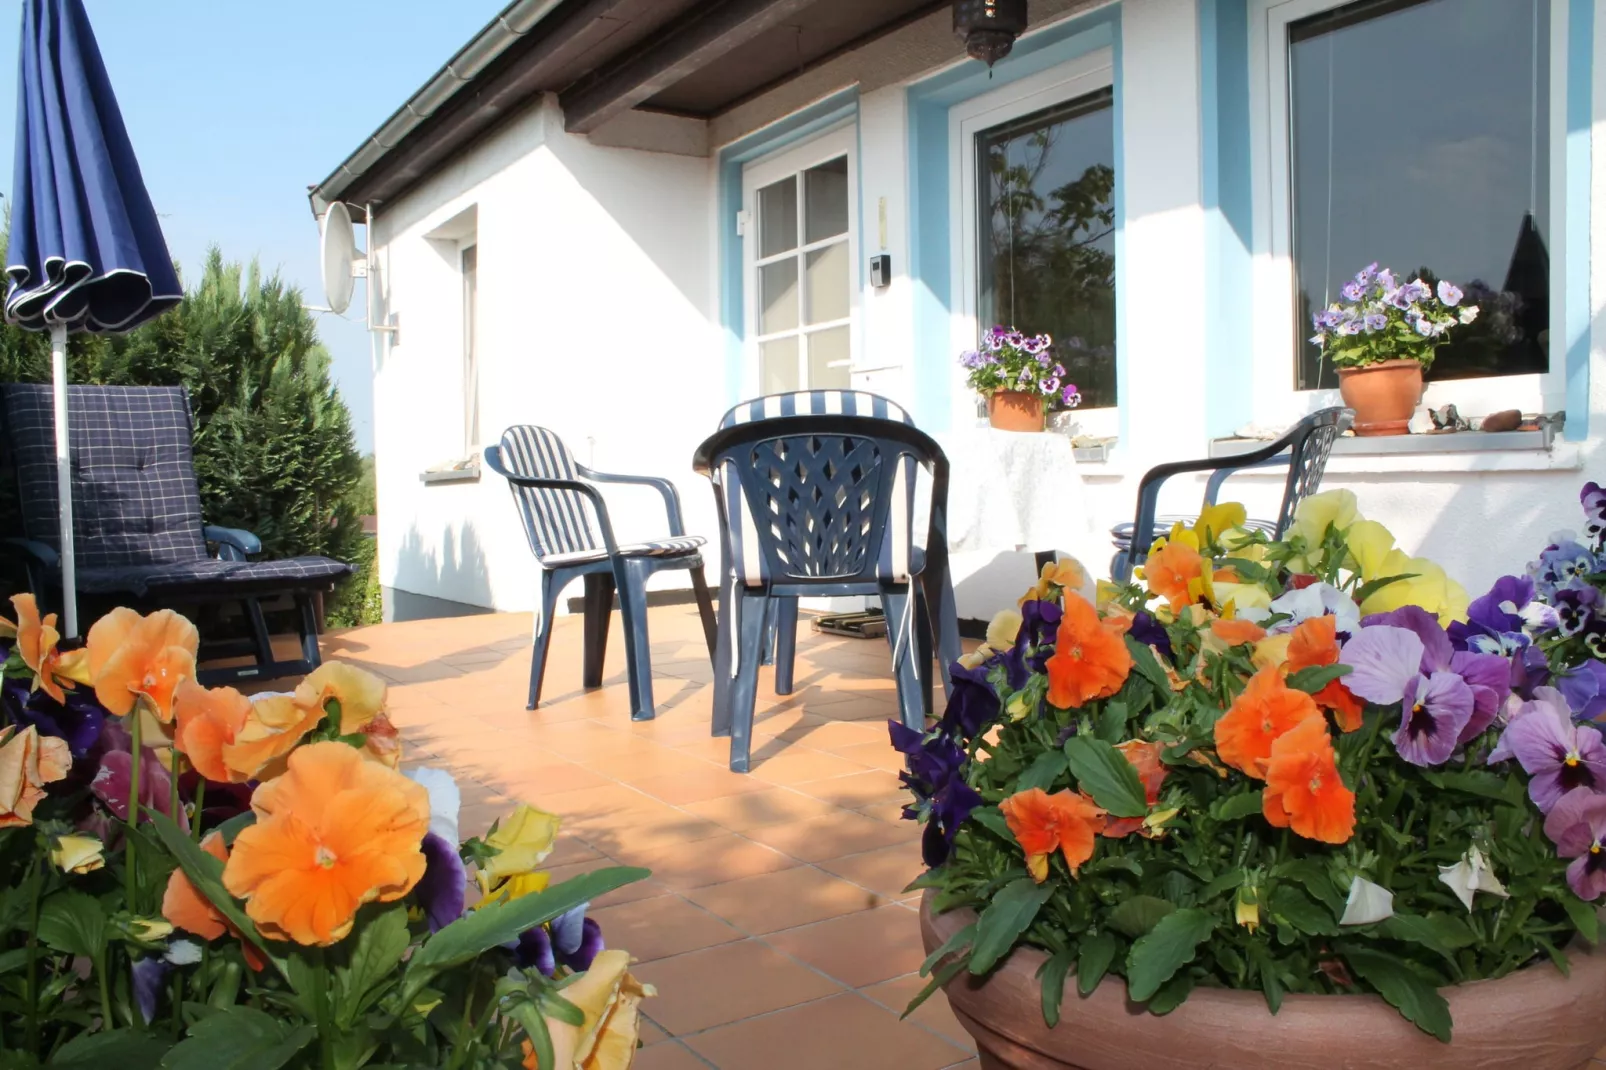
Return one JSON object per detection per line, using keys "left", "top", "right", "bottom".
{"left": 978, "top": 88, "right": 1118, "bottom": 410}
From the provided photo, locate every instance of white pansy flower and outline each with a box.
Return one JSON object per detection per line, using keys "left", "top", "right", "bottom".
{"left": 165, "top": 940, "right": 203, "bottom": 966}
{"left": 1437, "top": 847, "right": 1509, "bottom": 912}
{"left": 407, "top": 767, "right": 462, "bottom": 844}
{"left": 1339, "top": 877, "right": 1394, "bottom": 926}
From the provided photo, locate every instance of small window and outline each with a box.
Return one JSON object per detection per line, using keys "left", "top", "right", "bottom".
{"left": 1288, "top": 0, "right": 1550, "bottom": 390}
{"left": 461, "top": 244, "right": 479, "bottom": 451}
{"left": 977, "top": 88, "right": 1117, "bottom": 409}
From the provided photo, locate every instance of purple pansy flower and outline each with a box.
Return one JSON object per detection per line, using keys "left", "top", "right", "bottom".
{"left": 1128, "top": 610, "right": 1173, "bottom": 662}
{"left": 1393, "top": 671, "right": 1476, "bottom": 766}
{"left": 92, "top": 747, "right": 187, "bottom": 830}
{"left": 1, "top": 679, "right": 106, "bottom": 759}
{"left": 1512, "top": 643, "right": 1552, "bottom": 698}
{"left": 890, "top": 720, "right": 983, "bottom": 867}
{"left": 1001, "top": 600, "right": 1062, "bottom": 689}
{"left": 1340, "top": 625, "right": 1425, "bottom": 707}
{"left": 1558, "top": 661, "right": 1606, "bottom": 722}
{"left": 415, "top": 833, "right": 467, "bottom": 933}
{"left": 1363, "top": 312, "right": 1387, "bottom": 332}
{"left": 1489, "top": 687, "right": 1606, "bottom": 811}
{"left": 1436, "top": 280, "right": 1463, "bottom": 306}
{"left": 1061, "top": 384, "right": 1081, "bottom": 406}
{"left": 1543, "top": 787, "right": 1606, "bottom": 900}
{"left": 1531, "top": 533, "right": 1599, "bottom": 600}
{"left": 1582, "top": 482, "right": 1606, "bottom": 551}
{"left": 514, "top": 904, "right": 603, "bottom": 976}
{"left": 132, "top": 957, "right": 170, "bottom": 1024}
{"left": 1450, "top": 575, "right": 1555, "bottom": 655}
{"left": 1361, "top": 606, "right": 1510, "bottom": 740}
{"left": 1342, "top": 281, "right": 1365, "bottom": 301}
{"left": 941, "top": 660, "right": 1000, "bottom": 741}
{"left": 1553, "top": 585, "right": 1602, "bottom": 638}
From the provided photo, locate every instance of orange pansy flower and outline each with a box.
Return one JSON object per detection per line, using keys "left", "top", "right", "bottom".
{"left": 0, "top": 725, "right": 70, "bottom": 828}
{"left": 161, "top": 830, "right": 267, "bottom": 971}
{"left": 173, "top": 680, "right": 254, "bottom": 784}
{"left": 1286, "top": 616, "right": 1366, "bottom": 732}
{"left": 1046, "top": 593, "right": 1132, "bottom": 710}
{"left": 1102, "top": 740, "right": 1168, "bottom": 838}
{"left": 1262, "top": 715, "right": 1355, "bottom": 844}
{"left": 220, "top": 693, "right": 326, "bottom": 782}
{"left": 0, "top": 594, "right": 84, "bottom": 703}
{"left": 1000, "top": 787, "right": 1107, "bottom": 882}
{"left": 85, "top": 608, "right": 199, "bottom": 721}
{"left": 223, "top": 741, "right": 429, "bottom": 945}
{"left": 1144, "top": 540, "right": 1204, "bottom": 612}
{"left": 1209, "top": 617, "right": 1268, "bottom": 647}
{"left": 1212, "top": 668, "right": 1322, "bottom": 779}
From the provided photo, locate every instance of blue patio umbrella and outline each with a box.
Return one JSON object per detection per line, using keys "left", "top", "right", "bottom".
{"left": 4, "top": 0, "right": 182, "bottom": 635}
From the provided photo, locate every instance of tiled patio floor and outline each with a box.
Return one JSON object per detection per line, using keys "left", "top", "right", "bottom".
{"left": 320, "top": 604, "right": 976, "bottom": 1070}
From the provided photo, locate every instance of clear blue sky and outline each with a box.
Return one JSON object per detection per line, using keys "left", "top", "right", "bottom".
{"left": 0, "top": 0, "right": 508, "bottom": 454}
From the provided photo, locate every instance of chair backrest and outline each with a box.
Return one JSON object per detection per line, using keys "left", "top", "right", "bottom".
{"left": 0, "top": 384, "right": 209, "bottom": 568}
{"left": 694, "top": 404, "right": 944, "bottom": 592}
{"left": 718, "top": 389, "right": 914, "bottom": 430}
{"left": 1265, "top": 406, "right": 1349, "bottom": 537}
{"left": 493, "top": 426, "right": 599, "bottom": 564}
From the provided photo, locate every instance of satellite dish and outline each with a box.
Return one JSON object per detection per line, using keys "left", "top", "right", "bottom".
{"left": 319, "top": 202, "right": 364, "bottom": 315}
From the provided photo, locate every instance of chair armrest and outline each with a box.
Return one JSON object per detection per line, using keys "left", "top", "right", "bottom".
{"left": 1, "top": 537, "right": 58, "bottom": 569}
{"left": 1202, "top": 453, "right": 1291, "bottom": 506}
{"left": 577, "top": 465, "right": 687, "bottom": 536}
{"left": 204, "top": 525, "right": 262, "bottom": 561}
{"left": 483, "top": 447, "right": 622, "bottom": 556}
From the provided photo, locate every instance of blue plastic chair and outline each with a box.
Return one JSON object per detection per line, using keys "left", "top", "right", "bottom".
{"left": 485, "top": 426, "right": 716, "bottom": 721}
{"left": 1110, "top": 407, "right": 1352, "bottom": 582}
{"left": 693, "top": 391, "right": 962, "bottom": 772}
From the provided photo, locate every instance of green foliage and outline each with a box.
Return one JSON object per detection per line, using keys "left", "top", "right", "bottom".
{"left": 0, "top": 249, "right": 374, "bottom": 624}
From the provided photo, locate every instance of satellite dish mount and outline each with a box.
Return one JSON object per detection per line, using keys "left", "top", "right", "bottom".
{"left": 317, "top": 201, "right": 396, "bottom": 335}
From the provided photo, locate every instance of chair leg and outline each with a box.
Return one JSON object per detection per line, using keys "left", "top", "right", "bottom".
{"left": 615, "top": 557, "right": 657, "bottom": 721}
{"left": 918, "top": 561, "right": 963, "bottom": 701}
{"left": 690, "top": 564, "right": 718, "bottom": 661}
{"left": 712, "top": 571, "right": 736, "bottom": 738}
{"left": 1112, "top": 549, "right": 1130, "bottom": 585}
{"left": 773, "top": 597, "right": 798, "bottom": 696}
{"left": 243, "top": 597, "right": 275, "bottom": 673}
{"left": 529, "top": 570, "right": 562, "bottom": 710}
{"left": 760, "top": 599, "right": 777, "bottom": 666}
{"left": 727, "top": 592, "right": 768, "bottom": 773}
{"left": 915, "top": 588, "right": 935, "bottom": 718}
{"left": 879, "top": 586, "right": 924, "bottom": 732}
{"left": 582, "top": 572, "right": 614, "bottom": 689}
{"left": 296, "top": 593, "right": 322, "bottom": 669}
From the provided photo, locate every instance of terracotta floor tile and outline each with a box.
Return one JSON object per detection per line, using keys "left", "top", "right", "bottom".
{"left": 611, "top": 833, "right": 799, "bottom": 890}
{"left": 862, "top": 974, "right": 979, "bottom": 1050}
{"left": 680, "top": 787, "right": 846, "bottom": 831}
{"left": 744, "top": 812, "right": 916, "bottom": 863}
{"left": 765, "top": 905, "right": 926, "bottom": 987}
{"left": 830, "top": 739, "right": 906, "bottom": 772}
{"left": 541, "top": 858, "right": 666, "bottom": 908}
{"left": 685, "top": 865, "right": 883, "bottom": 933}
{"left": 580, "top": 746, "right": 718, "bottom": 781}
{"left": 484, "top": 761, "right": 611, "bottom": 797}
{"left": 638, "top": 1015, "right": 672, "bottom": 1047}
{"left": 630, "top": 1041, "right": 712, "bottom": 1070}
{"left": 631, "top": 940, "right": 842, "bottom": 1035}
{"left": 854, "top": 799, "right": 914, "bottom": 824}
{"left": 783, "top": 720, "right": 891, "bottom": 752}
{"left": 798, "top": 770, "right": 906, "bottom": 809}
{"left": 684, "top": 993, "right": 968, "bottom": 1070}
{"left": 589, "top": 895, "right": 742, "bottom": 963}
{"left": 750, "top": 749, "right": 872, "bottom": 785}
{"left": 628, "top": 768, "right": 774, "bottom": 805}
{"left": 819, "top": 843, "right": 925, "bottom": 898}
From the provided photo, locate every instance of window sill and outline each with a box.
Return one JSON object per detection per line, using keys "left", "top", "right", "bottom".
{"left": 1208, "top": 428, "right": 1581, "bottom": 475}
{"left": 419, "top": 463, "right": 480, "bottom": 486}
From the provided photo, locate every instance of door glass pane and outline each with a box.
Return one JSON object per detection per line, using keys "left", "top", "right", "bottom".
{"left": 804, "top": 157, "right": 849, "bottom": 243}
{"left": 806, "top": 326, "right": 852, "bottom": 389}
{"left": 978, "top": 89, "right": 1117, "bottom": 409}
{"left": 805, "top": 243, "right": 850, "bottom": 325}
{"left": 759, "top": 177, "right": 798, "bottom": 257}
{"left": 760, "top": 259, "right": 799, "bottom": 334}
{"left": 1289, "top": 0, "right": 1549, "bottom": 389}
{"left": 760, "top": 336, "right": 800, "bottom": 394}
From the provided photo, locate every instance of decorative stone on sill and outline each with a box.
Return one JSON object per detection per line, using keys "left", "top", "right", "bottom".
{"left": 1071, "top": 436, "right": 1115, "bottom": 463}
{"left": 419, "top": 458, "right": 480, "bottom": 485}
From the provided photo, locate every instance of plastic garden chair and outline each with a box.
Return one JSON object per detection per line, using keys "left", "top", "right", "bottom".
{"left": 1110, "top": 407, "right": 1353, "bottom": 582}
{"left": 693, "top": 390, "right": 962, "bottom": 772}
{"left": 485, "top": 426, "right": 716, "bottom": 721}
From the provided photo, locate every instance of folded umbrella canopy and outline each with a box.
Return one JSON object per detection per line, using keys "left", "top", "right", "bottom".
{"left": 4, "top": 0, "right": 182, "bottom": 635}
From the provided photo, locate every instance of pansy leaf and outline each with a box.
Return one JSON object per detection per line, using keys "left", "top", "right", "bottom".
{"left": 511, "top": 1001, "right": 555, "bottom": 1070}
{"left": 1094, "top": 702, "right": 1128, "bottom": 744}
{"left": 145, "top": 809, "right": 280, "bottom": 973}
{"left": 1353, "top": 573, "right": 1420, "bottom": 606}
{"left": 1125, "top": 908, "right": 1215, "bottom": 1002}
{"left": 902, "top": 958, "right": 968, "bottom": 1018}
{"left": 1037, "top": 949, "right": 1074, "bottom": 1027}
{"left": 1561, "top": 895, "right": 1599, "bottom": 945}
{"left": 920, "top": 921, "right": 977, "bottom": 977}
{"left": 1268, "top": 887, "right": 1336, "bottom": 936}
{"left": 159, "top": 1006, "right": 316, "bottom": 1070}
{"left": 1272, "top": 859, "right": 1344, "bottom": 917}
{"left": 1107, "top": 896, "right": 1175, "bottom": 938}
{"left": 1063, "top": 737, "right": 1147, "bottom": 818}
{"left": 968, "top": 806, "right": 1016, "bottom": 844}
{"left": 970, "top": 878, "right": 1055, "bottom": 974}
{"left": 1421, "top": 769, "right": 1523, "bottom": 804}
{"left": 37, "top": 891, "right": 105, "bottom": 960}
{"left": 1342, "top": 947, "right": 1452, "bottom": 1042}
{"left": 1378, "top": 914, "right": 1472, "bottom": 960}
{"left": 1123, "top": 637, "right": 1173, "bottom": 694}
{"left": 1076, "top": 931, "right": 1118, "bottom": 996}
{"left": 1210, "top": 792, "right": 1266, "bottom": 822}
{"left": 53, "top": 1030, "right": 168, "bottom": 1069}
{"left": 1284, "top": 664, "right": 1351, "bottom": 694}
{"left": 1146, "top": 970, "right": 1195, "bottom": 1016}
{"left": 332, "top": 905, "right": 411, "bottom": 1026}
{"left": 1015, "top": 751, "right": 1068, "bottom": 793}
{"left": 216, "top": 811, "right": 257, "bottom": 846}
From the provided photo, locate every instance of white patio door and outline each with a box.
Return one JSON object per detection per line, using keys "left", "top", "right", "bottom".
{"left": 742, "top": 126, "right": 858, "bottom": 394}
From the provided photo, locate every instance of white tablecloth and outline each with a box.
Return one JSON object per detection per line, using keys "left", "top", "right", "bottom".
{"left": 936, "top": 428, "right": 1099, "bottom": 554}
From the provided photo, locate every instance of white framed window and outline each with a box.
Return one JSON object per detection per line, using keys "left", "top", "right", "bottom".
{"left": 1249, "top": 0, "right": 1566, "bottom": 425}
{"left": 461, "top": 243, "right": 479, "bottom": 453}
{"left": 741, "top": 124, "right": 858, "bottom": 395}
{"left": 950, "top": 48, "right": 1118, "bottom": 436}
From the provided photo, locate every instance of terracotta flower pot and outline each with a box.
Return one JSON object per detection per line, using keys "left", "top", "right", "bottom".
{"left": 921, "top": 892, "right": 1606, "bottom": 1070}
{"left": 1336, "top": 359, "right": 1424, "bottom": 437}
{"left": 988, "top": 391, "right": 1045, "bottom": 432}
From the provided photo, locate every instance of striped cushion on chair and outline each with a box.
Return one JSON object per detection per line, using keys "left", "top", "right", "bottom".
{"left": 538, "top": 536, "right": 706, "bottom": 568}
{"left": 718, "top": 390, "right": 913, "bottom": 429}
{"left": 495, "top": 426, "right": 600, "bottom": 564}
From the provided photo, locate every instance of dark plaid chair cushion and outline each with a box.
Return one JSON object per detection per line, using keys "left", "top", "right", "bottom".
{"left": 1, "top": 384, "right": 349, "bottom": 594}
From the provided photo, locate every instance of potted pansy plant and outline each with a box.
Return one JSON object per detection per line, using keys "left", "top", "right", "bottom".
{"left": 1310, "top": 264, "right": 1480, "bottom": 436}
{"left": 960, "top": 326, "right": 1081, "bottom": 432}
{"left": 898, "top": 490, "right": 1606, "bottom": 1070}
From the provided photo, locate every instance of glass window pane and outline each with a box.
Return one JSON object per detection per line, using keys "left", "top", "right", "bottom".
{"left": 1289, "top": 0, "right": 1549, "bottom": 389}
{"left": 805, "top": 326, "right": 852, "bottom": 389}
{"left": 977, "top": 89, "right": 1117, "bottom": 409}
{"left": 760, "top": 259, "right": 799, "bottom": 335}
{"left": 804, "top": 157, "right": 849, "bottom": 243}
{"left": 805, "top": 243, "right": 850, "bottom": 324}
{"left": 760, "top": 336, "right": 800, "bottom": 394}
{"left": 759, "top": 177, "right": 798, "bottom": 258}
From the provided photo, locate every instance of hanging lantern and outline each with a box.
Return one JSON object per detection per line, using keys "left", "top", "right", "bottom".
{"left": 953, "top": 0, "right": 1028, "bottom": 67}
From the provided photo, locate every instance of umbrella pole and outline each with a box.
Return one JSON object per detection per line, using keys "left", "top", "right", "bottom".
{"left": 50, "top": 323, "right": 77, "bottom": 638}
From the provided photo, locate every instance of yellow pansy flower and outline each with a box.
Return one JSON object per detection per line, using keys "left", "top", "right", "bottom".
{"left": 1344, "top": 520, "right": 1398, "bottom": 581}
{"left": 985, "top": 610, "right": 1023, "bottom": 650}
{"left": 50, "top": 834, "right": 105, "bottom": 875}
{"left": 1194, "top": 502, "right": 1247, "bottom": 546}
{"left": 476, "top": 804, "right": 561, "bottom": 893}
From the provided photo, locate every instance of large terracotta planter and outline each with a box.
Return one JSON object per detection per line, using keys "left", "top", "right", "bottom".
{"left": 1337, "top": 359, "right": 1424, "bottom": 436}
{"left": 921, "top": 892, "right": 1606, "bottom": 1070}
{"left": 988, "top": 391, "right": 1044, "bottom": 432}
